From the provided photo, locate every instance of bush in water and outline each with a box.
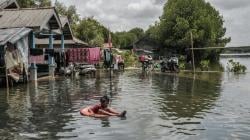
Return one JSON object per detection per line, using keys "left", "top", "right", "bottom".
{"left": 227, "top": 59, "right": 247, "bottom": 73}
{"left": 200, "top": 60, "right": 210, "bottom": 71}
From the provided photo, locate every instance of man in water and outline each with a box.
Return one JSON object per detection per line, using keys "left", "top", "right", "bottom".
{"left": 86, "top": 95, "right": 126, "bottom": 118}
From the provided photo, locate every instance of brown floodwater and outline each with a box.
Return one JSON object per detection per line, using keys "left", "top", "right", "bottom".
{"left": 0, "top": 69, "right": 250, "bottom": 140}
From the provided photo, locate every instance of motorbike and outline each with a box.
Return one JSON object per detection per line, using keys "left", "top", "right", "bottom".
{"left": 59, "top": 63, "right": 74, "bottom": 76}
{"left": 160, "top": 57, "right": 179, "bottom": 73}
{"left": 76, "top": 63, "right": 96, "bottom": 76}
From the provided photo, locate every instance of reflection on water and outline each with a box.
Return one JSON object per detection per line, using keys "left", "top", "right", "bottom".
{"left": 0, "top": 70, "right": 250, "bottom": 140}
{"left": 154, "top": 74, "right": 219, "bottom": 118}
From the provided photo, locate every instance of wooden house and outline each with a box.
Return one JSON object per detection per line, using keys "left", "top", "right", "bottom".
{"left": 0, "top": 7, "right": 62, "bottom": 80}
{"left": 35, "top": 16, "right": 89, "bottom": 49}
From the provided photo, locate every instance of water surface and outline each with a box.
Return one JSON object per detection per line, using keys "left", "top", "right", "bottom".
{"left": 0, "top": 70, "right": 250, "bottom": 140}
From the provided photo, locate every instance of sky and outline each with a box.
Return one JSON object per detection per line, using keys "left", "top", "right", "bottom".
{"left": 53, "top": 0, "right": 250, "bottom": 46}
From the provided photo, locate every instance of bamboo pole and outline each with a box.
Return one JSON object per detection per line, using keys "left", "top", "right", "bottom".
{"left": 4, "top": 48, "right": 9, "bottom": 89}
{"left": 190, "top": 32, "right": 196, "bottom": 73}
{"left": 5, "top": 66, "right": 9, "bottom": 89}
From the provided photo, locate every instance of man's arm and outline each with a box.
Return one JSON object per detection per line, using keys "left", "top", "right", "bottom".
{"left": 98, "top": 109, "right": 119, "bottom": 116}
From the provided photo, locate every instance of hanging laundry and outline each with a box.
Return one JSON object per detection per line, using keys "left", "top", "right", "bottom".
{"left": 87, "top": 47, "right": 101, "bottom": 64}
{"left": 30, "top": 48, "right": 43, "bottom": 56}
{"left": 29, "top": 55, "right": 44, "bottom": 64}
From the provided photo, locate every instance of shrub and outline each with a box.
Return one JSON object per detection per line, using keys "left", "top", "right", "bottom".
{"left": 179, "top": 62, "right": 186, "bottom": 70}
{"left": 121, "top": 51, "right": 138, "bottom": 67}
{"left": 227, "top": 59, "right": 247, "bottom": 73}
{"left": 200, "top": 60, "right": 210, "bottom": 71}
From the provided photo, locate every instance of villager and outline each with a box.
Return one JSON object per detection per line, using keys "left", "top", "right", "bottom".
{"left": 80, "top": 95, "right": 126, "bottom": 118}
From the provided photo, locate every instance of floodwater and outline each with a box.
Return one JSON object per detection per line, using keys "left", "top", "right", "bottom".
{"left": 0, "top": 61, "right": 250, "bottom": 140}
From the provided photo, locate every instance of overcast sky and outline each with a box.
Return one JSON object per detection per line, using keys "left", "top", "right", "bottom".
{"left": 54, "top": 0, "right": 250, "bottom": 46}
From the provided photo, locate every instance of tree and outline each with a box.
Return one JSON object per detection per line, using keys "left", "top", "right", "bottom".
{"left": 55, "top": 2, "right": 80, "bottom": 24}
{"left": 17, "top": 0, "right": 51, "bottom": 8}
{"left": 114, "top": 27, "right": 145, "bottom": 49}
{"left": 114, "top": 31, "right": 138, "bottom": 49}
{"left": 151, "top": 0, "right": 230, "bottom": 62}
{"left": 74, "top": 17, "right": 106, "bottom": 47}
{"left": 129, "top": 28, "right": 144, "bottom": 40}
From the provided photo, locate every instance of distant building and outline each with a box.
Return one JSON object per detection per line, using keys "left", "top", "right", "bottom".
{"left": 131, "top": 35, "right": 160, "bottom": 59}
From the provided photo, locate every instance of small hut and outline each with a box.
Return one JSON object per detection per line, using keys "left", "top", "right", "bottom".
{"left": 0, "top": 27, "right": 31, "bottom": 86}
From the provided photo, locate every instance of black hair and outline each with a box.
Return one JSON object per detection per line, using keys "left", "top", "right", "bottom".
{"left": 100, "top": 95, "right": 110, "bottom": 103}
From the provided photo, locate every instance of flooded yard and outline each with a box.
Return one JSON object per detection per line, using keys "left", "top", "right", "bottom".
{"left": 0, "top": 70, "right": 250, "bottom": 140}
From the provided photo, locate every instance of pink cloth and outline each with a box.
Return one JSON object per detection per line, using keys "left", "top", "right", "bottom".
{"left": 87, "top": 47, "right": 101, "bottom": 64}
{"left": 66, "top": 48, "right": 100, "bottom": 64}
{"left": 29, "top": 55, "right": 44, "bottom": 64}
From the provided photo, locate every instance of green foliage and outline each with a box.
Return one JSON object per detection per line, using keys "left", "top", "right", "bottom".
{"left": 227, "top": 59, "right": 247, "bottom": 73}
{"left": 17, "top": 0, "right": 51, "bottom": 8}
{"left": 179, "top": 55, "right": 186, "bottom": 62}
{"left": 120, "top": 51, "right": 138, "bottom": 67}
{"left": 129, "top": 28, "right": 144, "bottom": 39}
{"left": 54, "top": 2, "right": 113, "bottom": 47}
{"left": 115, "top": 32, "right": 137, "bottom": 49}
{"left": 114, "top": 27, "right": 144, "bottom": 49}
{"left": 55, "top": 2, "right": 80, "bottom": 24}
{"left": 74, "top": 17, "right": 107, "bottom": 47}
{"left": 200, "top": 60, "right": 210, "bottom": 71}
{"left": 179, "top": 62, "right": 186, "bottom": 70}
{"left": 148, "top": 0, "right": 230, "bottom": 62}
{"left": 178, "top": 55, "right": 186, "bottom": 70}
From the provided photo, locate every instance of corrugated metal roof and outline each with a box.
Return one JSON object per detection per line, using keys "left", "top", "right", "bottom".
{"left": 0, "top": 0, "right": 19, "bottom": 9}
{"left": 60, "top": 16, "right": 68, "bottom": 27}
{"left": 59, "top": 16, "right": 73, "bottom": 39}
{"left": 0, "top": 27, "right": 32, "bottom": 45}
{"left": 0, "top": 8, "right": 61, "bottom": 30}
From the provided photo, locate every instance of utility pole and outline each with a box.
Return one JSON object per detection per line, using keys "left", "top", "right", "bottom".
{"left": 108, "top": 31, "right": 112, "bottom": 96}
{"left": 190, "top": 31, "right": 196, "bottom": 73}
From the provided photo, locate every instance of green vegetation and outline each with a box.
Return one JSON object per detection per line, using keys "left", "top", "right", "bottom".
{"left": 227, "top": 59, "right": 247, "bottom": 73}
{"left": 178, "top": 55, "right": 186, "bottom": 70}
{"left": 147, "top": 0, "right": 230, "bottom": 63}
{"left": 17, "top": 0, "right": 51, "bottom": 8}
{"left": 114, "top": 28, "right": 145, "bottom": 49}
{"left": 55, "top": 2, "right": 80, "bottom": 24}
{"left": 121, "top": 51, "right": 138, "bottom": 67}
{"left": 200, "top": 60, "right": 210, "bottom": 71}
{"left": 112, "top": 50, "right": 138, "bottom": 67}
{"left": 74, "top": 17, "right": 107, "bottom": 47}
{"left": 17, "top": 0, "right": 231, "bottom": 68}
{"left": 54, "top": 2, "right": 110, "bottom": 47}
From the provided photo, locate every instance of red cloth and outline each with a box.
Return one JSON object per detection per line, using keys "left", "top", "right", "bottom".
{"left": 87, "top": 47, "right": 101, "bottom": 64}
{"left": 139, "top": 55, "right": 145, "bottom": 62}
{"left": 29, "top": 55, "right": 44, "bottom": 64}
{"left": 66, "top": 48, "right": 100, "bottom": 64}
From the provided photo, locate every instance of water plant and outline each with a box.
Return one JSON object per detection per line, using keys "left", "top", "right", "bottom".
{"left": 179, "top": 62, "right": 186, "bottom": 70}
{"left": 200, "top": 60, "right": 210, "bottom": 71}
{"left": 227, "top": 59, "right": 247, "bottom": 73}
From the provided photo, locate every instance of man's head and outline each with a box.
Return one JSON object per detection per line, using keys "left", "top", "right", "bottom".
{"left": 100, "top": 95, "right": 110, "bottom": 108}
